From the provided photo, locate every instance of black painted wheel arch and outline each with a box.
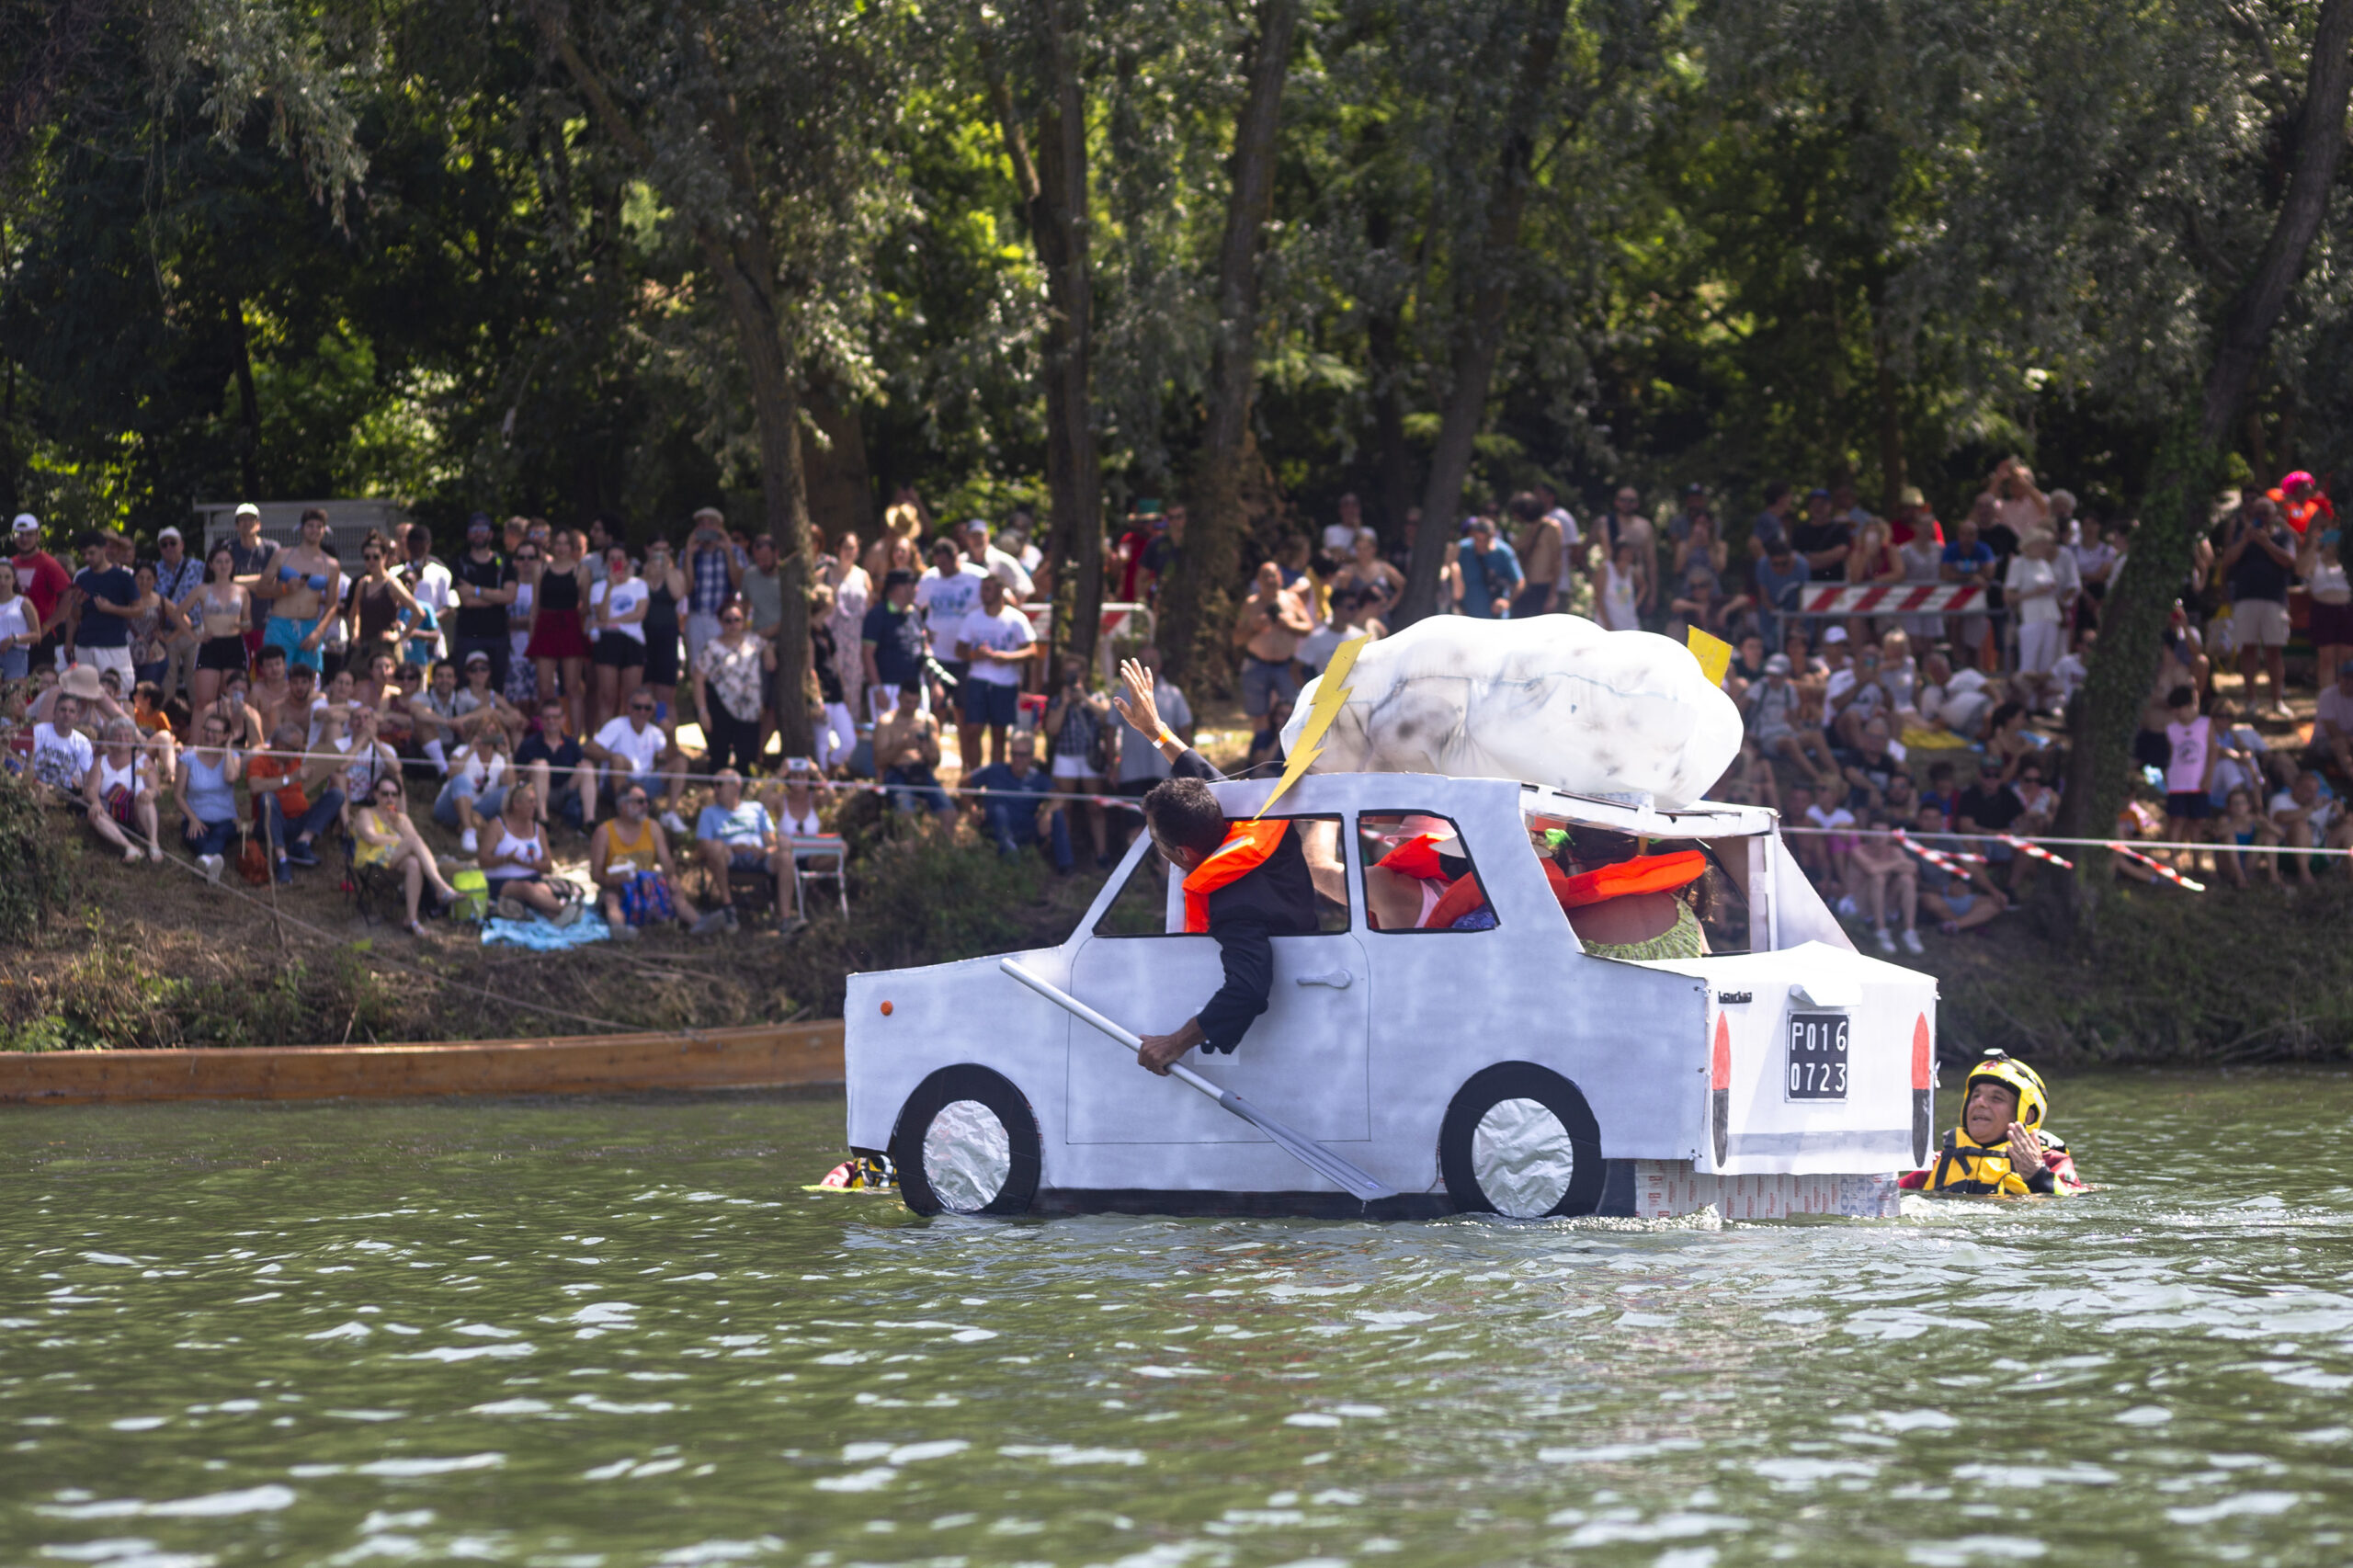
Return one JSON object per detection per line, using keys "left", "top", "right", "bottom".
{"left": 1437, "top": 1061, "right": 1606, "bottom": 1218}
{"left": 887, "top": 1063, "right": 1042, "bottom": 1217}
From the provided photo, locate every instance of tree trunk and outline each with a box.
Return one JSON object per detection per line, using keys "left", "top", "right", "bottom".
{"left": 527, "top": 2, "right": 820, "bottom": 756}
{"left": 2052, "top": 0, "right": 2353, "bottom": 930}
{"left": 979, "top": 0, "right": 1102, "bottom": 670}
{"left": 1394, "top": 0, "right": 1568, "bottom": 624}
{"left": 1160, "top": 0, "right": 1301, "bottom": 686}
{"left": 229, "top": 301, "right": 262, "bottom": 499}
{"left": 1870, "top": 278, "right": 1904, "bottom": 517}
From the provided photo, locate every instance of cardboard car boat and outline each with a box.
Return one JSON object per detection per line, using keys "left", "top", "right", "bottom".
{"left": 843, "top": 770, "right": 1938, "bottom": 1220}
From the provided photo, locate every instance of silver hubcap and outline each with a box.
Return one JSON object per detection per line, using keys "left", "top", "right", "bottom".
{"left": 923, "top": 1099, "right": 1011, "bottom": 1213}
{"left": 1471, "top": 1097, "right": 1574, "bottom": 1218}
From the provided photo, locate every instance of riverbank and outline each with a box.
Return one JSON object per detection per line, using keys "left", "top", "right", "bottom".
{"left": 8, "top": 769, "right": 2350, "bottom": 1065}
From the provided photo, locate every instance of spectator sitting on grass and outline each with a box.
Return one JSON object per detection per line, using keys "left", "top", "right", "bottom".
{"left": 1847, "top": 809, "right": 1922, "bottom": 955}
{"left": 694, "top": 767, "right": 801, "bottom": 934}
{"left": 2312, "top": 660, "right": 2353, "bottom": 780}
{"left": 454, "top": 648, "right": 525, "bottom": 746}
{"left": 83, "top": 718, "right": 162, "bottom": 865}
{"left": 961, "top": 734, "right": 1073, "bottom": 871}
{"left": 516, "top": 698, "right": 593, "bottom": 833}
{"left": 591, "top": 780, "right": 705, "bottom": 938}
{"left": 874, "top": 682, "right": 951, "bottom": 818}
{"left": 765, "top": 757, "right": 829, "bottom": 838}
{"left": 480, "top": 781, "right": 575, "bottom": 924}
{"left": 29, "top": 687, "right": 94, "bottom": 802}
{"left": 1911, "top": 800, "right": 2006, "bottom": 933}
{"left": 1956, "top": 756, "right": 2028, "bottom": 888}
{"left": 195, "top": 667, "right": 261, "bottom": 752}
{"left": 433, "top": 722, "right": 512, "bottom": 855}
{"left": 248, "top": 720, "right": 345, "bottom": 881}
{"left": 2268, "top": 770, "right": 2340, "bottom": 888}
{"left": 352, "top": 774, "right": 460, "bottom": 937}
{"left": 2215, "top": 786, "right": 2281, "bottom": 889}
{"left": 334, "top": 704, "right": 403, "bottom": 828}
{"left": 407, "top": 659, "right": 465, "bottom": 775}
{"left": 584, "top": 687, "right": 688, "bottom": 831}
{"left": 175, "top": 710, "right": 244, "bottom": 881}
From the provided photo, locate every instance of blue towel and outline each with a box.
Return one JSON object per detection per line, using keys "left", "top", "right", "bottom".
{"left": 482, "top": 911, "right": 611, "bottom": 949}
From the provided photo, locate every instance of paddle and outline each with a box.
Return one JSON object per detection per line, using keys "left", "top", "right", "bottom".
{"left": 999, "top": 959, "right": 1399, "bottom": 1203}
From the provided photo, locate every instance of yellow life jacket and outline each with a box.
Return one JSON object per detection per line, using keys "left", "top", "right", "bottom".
{"left": 1922, "top": 1127, "right": 2070, "bottom": 1197}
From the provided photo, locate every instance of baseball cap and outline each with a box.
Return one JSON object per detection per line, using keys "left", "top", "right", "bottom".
{"left": 1808, "top": 487, "right": 1832, "bottom": 500}
{"left": 1764, "top": 653, "right": 1792, "bottom": 676}
{"left": 882, "top": 568, "right": 916, "bottom": 591}
{"left": 157, "top": 526, "right": 183, "bottom": 543}
{"left": 463, "top": 650, "right": 491, "bottom": 666}
{"left": 11, "top": 513, "right": 37, "bottom": 534}
{"left": 1824, "top": 625, "right": 1848, "bottom": 643}
{"left": 234, "top": 502, "right": 260, "bottom": 519}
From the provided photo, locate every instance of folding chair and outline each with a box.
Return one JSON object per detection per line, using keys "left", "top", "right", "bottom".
{"left": 790, "top": 834, "right": 849, "bottom": 918}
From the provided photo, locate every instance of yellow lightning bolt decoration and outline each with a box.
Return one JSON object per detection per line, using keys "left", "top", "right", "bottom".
{"left": 1253, "top": 633, "right": 1364, "bottom": 820}
{"left": 1687, "top": 624, "right": 1733, "bottom": 687}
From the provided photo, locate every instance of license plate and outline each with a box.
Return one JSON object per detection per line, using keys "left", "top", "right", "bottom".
{"left": 1785, "top": 1013, "right": 1849, "bottom": 1101}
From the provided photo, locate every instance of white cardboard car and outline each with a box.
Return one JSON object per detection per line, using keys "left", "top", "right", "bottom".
{"left": 843, "top": 770, "right": 1937, "bottom": 1221}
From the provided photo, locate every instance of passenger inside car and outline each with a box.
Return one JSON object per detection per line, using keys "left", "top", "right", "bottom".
{"left": 1535, "top": 822, "right": 1711, "bottom": 960}
{"left": 1358, "top": 813, "right": 1494, "bottom": 930}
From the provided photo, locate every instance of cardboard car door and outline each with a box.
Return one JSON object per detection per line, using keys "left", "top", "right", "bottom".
{"left": 1063, "top": 931, "right": 1371, "bottom": 1143}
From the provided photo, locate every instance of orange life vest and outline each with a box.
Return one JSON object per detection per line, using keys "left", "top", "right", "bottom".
{"left": 1423, "top": 870, "right": 1490, "bottom": 929}
{"left": 1544, "top": 849, "right": 1708, "bottom": 909}
{"left": 1181, "top": 820, "right": 1291, "bottom": 933}
{"left": 1377, "top": 833, "right": 1448, "bottom": 880}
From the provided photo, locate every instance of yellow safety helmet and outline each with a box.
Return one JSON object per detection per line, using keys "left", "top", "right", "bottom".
{"left": 1961, "top": 1051, "right": 2049, "bottom": 1132}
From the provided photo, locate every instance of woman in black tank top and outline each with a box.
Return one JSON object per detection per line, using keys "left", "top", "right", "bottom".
{"left": 641, "top": 536, "right": 688, "bottom": 707}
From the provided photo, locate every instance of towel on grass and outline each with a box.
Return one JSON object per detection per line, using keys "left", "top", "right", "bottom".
{"left": 482, "top": 911, "right": 611, "bottom": 949}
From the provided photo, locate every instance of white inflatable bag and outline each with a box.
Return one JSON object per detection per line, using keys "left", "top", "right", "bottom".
{"left": 1279, "top": 615, "right": 1741, "bottom": 810}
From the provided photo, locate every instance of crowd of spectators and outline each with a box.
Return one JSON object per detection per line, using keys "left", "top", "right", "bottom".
{"left": 9, "top": 457, "right": 2350, "bottom": 952}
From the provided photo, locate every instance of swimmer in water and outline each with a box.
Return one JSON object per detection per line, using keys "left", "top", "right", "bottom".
{"left": 1901, "top": 1051, "right": 2085, "bottom": 1197}
{"left": 258, "top": 506, "right": 342, "bottom": 675}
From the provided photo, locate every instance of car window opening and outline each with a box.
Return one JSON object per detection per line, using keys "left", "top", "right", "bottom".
{"left": 1358, "top": 812, "right": 1495, "bottom": 931}
{"left": 1091, "top": 813, "right": 1348, "bottom": 938}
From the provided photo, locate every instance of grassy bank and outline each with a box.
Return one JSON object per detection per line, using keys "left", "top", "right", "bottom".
{"left": 1, "top": 783, "right": 1110, "bottom": 1051}
{"left": 1909, "top": 871, "right": 2353, "bottom": 1067}
{"left": 8, "top": 767, "right": 2350, "bottom": 1064}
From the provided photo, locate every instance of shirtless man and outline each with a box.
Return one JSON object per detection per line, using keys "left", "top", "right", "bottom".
{"left": 1231, "top": 560, "right": 1313, "bottom": 724}
{"left": 873, "top": 684, "right": 952, "bottom": 817}
{"left": 1511, "top": 491, "right": 1564, "bottom": 617}
{"left": 248, "top": 647, "right": 295, "bottom": 738}
{"left": 256, "top": 506, "right": 342, "bottom": 674}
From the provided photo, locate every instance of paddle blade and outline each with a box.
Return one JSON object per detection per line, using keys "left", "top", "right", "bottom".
{"left": 1215, "top": 1087, "right": 1399, "bottom": 1201}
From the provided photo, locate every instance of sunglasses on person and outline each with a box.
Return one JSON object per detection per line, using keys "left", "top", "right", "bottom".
{"left": 630, "top": 699, "right": 655, "bottom": 712}
{"left": 721, "top": 611, "right": 745, "bottom": 625}
{"left": 373, "top": 781, "right": 402, "bottom": 800}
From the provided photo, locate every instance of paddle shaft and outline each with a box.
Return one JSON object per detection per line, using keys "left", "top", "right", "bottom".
{"left": 998, "top": 960, "right": 1223, "bottom": 1099}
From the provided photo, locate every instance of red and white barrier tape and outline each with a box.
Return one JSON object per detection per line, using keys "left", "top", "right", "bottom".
{"left": 1999, "top": 833, "right": 2074, "bottom": 870}
{"left": 2105, "top": 842, "right": 2206, "bottom": 892}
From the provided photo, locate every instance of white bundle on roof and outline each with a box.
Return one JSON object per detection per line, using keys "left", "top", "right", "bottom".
{"left": 1279, "top": 614, "right": 1742, "bottom": 810}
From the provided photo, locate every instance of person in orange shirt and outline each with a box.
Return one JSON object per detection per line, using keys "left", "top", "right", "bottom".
{"left": 2267, "top": 470, "right": 2336, "bottom": 536}
{"left": 246, "top": 720, "right": 345, "bottom": 881}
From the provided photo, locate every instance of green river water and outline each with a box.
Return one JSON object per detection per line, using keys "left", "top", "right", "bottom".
{"left": 3, "top": 1070, "right": 2349, "bottom": 1567}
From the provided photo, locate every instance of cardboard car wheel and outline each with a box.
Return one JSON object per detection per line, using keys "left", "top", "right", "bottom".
{"left": 889, "top": 1065, "right": 1041, "bottom": 1217}
{"left": 1439, "top": 1062, "right": 1606, "bottom": 1219}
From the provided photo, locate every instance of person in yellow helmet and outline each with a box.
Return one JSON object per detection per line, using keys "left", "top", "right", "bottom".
{"left": 1899, "top": 1051, "right": 2085, "bottom": 1197}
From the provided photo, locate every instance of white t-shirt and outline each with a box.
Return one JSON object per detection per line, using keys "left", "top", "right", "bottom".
{"left": 594, "top": 717, "right": 666, "bottom": 778}
{"left": 2272, "top": 787, "right": 2338, "bottom": 835}
{"left": 31, "top": 722, "right": 93, "bottom": 791}
{"left": 1322, "top": 522, "right": 1361, "bottom": 555}
{"left": 916, "top": 563, "right": 991, "bottom": 658}
{"left": 980, "top": 546, "right": 1034, "bottom": 601}
{"left": 0, "top": 595, "right": 35, "bottom": 647}
{"left": 2005, "top": 555, "right": 2063, "bottom": 624}
{"left": 1547, "top": 506, "right": 1583, "bottom": 551}
{"left": 591, "top": 576, "right": 648, "bottom": 642}
{"left": 336, "top": 736, "right": 401, "bottom": 801}
{"left": 1805, "top": 802, "right": 1857, "bottom": 834}
{"left": 2050, "top": 651, "right": 2088, "bottom": 703}
{"left": 2318, "top": 685, "right": 2353, "bottom": 736}
{"left": 955, "top": 605, "right": 1036, "bottom": 686}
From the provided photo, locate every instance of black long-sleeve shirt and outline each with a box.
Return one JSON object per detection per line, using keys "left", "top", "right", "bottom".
{"left": 1171, "top": 749, "right": 1320, "bottom": 1053}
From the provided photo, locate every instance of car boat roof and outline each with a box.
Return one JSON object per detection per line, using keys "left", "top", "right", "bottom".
{"left": 1201, "top": 770, "right": 1775, "bottom": 841}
